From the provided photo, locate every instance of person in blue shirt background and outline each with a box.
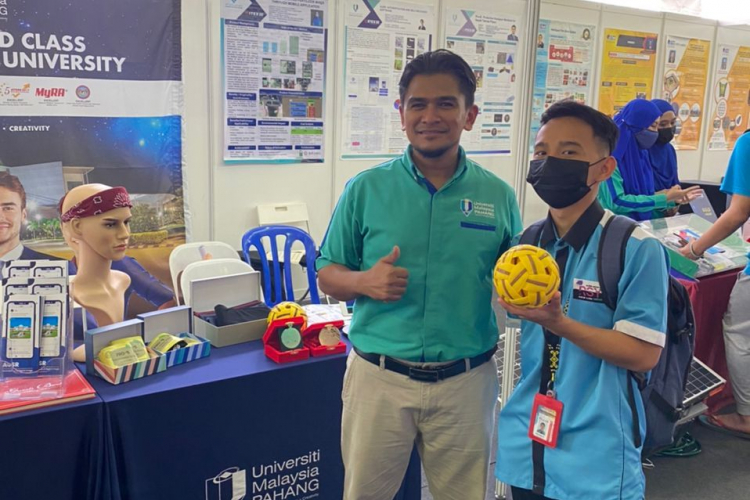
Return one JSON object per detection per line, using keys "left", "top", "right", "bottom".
{"left": 679, "top": 130, "right": 750, "bottom": 439}
{"left": 496, "top": 101, "right": 669, "bottom": 500}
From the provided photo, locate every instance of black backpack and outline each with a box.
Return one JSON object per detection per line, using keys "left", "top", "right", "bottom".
{"left": 520, "top": 214, "right": 696, "bottom": 457}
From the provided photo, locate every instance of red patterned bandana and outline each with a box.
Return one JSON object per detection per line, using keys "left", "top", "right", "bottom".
{"left": 59, "top": 187, "right": 133, "bottom": 223}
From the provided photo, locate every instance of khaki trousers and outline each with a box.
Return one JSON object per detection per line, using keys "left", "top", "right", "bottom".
{"left": 341, "top": 350, "right": 498, "bottom": 500}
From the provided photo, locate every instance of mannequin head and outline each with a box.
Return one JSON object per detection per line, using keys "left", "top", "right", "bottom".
{"left": 59, "top": 184, "right": 132, "bottom": 262}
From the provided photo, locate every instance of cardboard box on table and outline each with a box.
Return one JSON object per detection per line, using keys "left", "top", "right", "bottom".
{"left": 138, "top": 305, "right": 210, "bottom": 367}
{"left": 85, "top": 319, "right": 166, "bottom": 385}
{"left": 190, "top": 272, "right": 267, "bottom": 347}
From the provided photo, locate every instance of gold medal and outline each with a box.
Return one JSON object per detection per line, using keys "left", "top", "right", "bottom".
{"left": 318, "top": 324, "right": 341, "bottom": 347}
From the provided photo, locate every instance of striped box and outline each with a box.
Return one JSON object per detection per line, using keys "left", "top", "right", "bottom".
{"left": 93, "top": 347, "right": 167, "bottom": 385}
{"left": 158, "top": 334, "right": 211, "bottom": 367}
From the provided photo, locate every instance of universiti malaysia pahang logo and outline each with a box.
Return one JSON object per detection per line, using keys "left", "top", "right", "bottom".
{"left": 460, "top": 199, "right": 473, "bottom": 216}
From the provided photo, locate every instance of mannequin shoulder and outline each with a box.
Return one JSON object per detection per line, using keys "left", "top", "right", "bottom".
{"left": 112, "top": 269, "right": 131, "bottom": 291}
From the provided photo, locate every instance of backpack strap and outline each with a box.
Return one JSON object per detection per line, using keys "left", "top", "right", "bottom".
{"left": 597, "top": 214, "right": 643, "bottom": 448}
{"left": 519, "top": 220, "right": 546, "bottom": 246}
{"left": 597, "top": 215, "right": 638, "bottom": 310}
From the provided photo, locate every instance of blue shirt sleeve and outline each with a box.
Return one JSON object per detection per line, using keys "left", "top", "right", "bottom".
{"left": 611, "top": 234, "right": 668, "bottom": 347}
{"left": 721, "top": 134, "right": 750, "bottom": 197}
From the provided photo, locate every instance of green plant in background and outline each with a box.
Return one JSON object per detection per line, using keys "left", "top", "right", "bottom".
{"left": 130, "top": 204, "right": 160, "bottom": 233}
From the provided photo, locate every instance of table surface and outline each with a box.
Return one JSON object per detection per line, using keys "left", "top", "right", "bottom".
{"left": 81, "top": 338, "right": 349, "bottom": 400}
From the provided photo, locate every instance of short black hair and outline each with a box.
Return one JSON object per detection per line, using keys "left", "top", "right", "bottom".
{"left": 540, "top": 100, "right": 619, "bottom": 155}
{"left": 399, "top": 49, "right": 476, "bottom": 108}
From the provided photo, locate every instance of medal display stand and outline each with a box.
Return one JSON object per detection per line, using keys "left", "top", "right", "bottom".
{"left": 0, "top": 260, "right": 73, "bottom": 401}
{"left": 263, "top": 316, "right": 310, "bottom": 363}
{"left": 302, "top": 320, "right": 346, "bottom": 357}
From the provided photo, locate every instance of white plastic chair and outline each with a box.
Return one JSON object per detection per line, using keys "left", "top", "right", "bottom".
{"left": 169, "top": 242, "right": 241, "bottom": 304}
{"left": 180, "top": 258, "right": 256, "bottom": 308}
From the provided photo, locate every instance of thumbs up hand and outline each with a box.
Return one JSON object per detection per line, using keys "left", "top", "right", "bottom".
{"left": 362, "top": 246, "right": 409, "bottom": 302}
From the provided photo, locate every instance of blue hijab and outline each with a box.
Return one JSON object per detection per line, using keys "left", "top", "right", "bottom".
{"left": 648, "top": 99, "right": 680, "bottom": 191}
{"left": 613, "top": 99, "right": 662, "bottom": 198}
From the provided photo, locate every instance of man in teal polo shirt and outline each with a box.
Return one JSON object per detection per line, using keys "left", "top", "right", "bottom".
{"left": 317, "top": 50, "right": 521, "bottom": 500}
{"left": 496, "top": 101, "right": 668, "bottom": 500}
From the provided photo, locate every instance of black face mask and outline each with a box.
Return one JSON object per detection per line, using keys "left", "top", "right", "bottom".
{"left": 526, "top": 156, "right": 606, "bottom": 209}
{"left": 657, "top": 126, "right": 675, "bottom": 145}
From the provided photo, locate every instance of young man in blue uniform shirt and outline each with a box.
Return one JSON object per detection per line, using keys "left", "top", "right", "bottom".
{"left": 496, "top": 101, "right": 669, "bottom": 500}
{"left": 317, "top": 50, "right": 521, "bottom": 500}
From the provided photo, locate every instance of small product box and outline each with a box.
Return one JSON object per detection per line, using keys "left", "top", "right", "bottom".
{"left": 190, "top": 272, "right": 267, "bottom": 347}
{"left": 138, "top": 306, "right": 210, "bottom": 367}
{"left": 263, "top": 316, "right": 309, "bottom": 364}
{"left": 85, "top": 319, "right": 166, "bottom": 385}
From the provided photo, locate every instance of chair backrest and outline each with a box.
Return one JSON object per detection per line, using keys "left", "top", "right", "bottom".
{"left": 241, "top": 225, "right": 319, "bottom": 307}
{"left": 169, "top": 241, "right": 241, "bottom": 304}
{"left": 180, "top": 258, "right": 255, "bottom": 307}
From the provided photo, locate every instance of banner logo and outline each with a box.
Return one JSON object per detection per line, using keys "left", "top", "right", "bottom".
{"left": 35, "top": 87, "right": 66, "bottom": 98}
{"left": 206, "top": 467, "right": 246, "bottom": 500}
{"left": 75, "top": 85, "right": 90, "bottom": 99}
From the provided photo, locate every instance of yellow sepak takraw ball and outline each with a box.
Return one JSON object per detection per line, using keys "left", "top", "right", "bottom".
{"left": 267, "top": 301, "right": 308, "bottom": 330}
{"left": 493, "top": 245, "right": 560, "bottom": 308}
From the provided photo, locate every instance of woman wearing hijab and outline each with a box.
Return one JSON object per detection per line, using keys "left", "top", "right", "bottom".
{"left": 649, "top": 99, "right": 680, "bottom": 190}
{"left": 598, "top": 98, "right": 699, "bottom": 220}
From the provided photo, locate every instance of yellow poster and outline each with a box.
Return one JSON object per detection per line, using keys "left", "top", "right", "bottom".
{"left": 598, "top": 28, "right": 658, "bottom": 116}
{"left": 707, "top": 45, "right": 750, "bottom": 151}
{"left": 661, "top": 36, "right": 711, "bottom": 150}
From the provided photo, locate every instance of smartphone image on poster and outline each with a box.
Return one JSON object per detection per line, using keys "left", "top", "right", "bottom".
{"left": 40, "top": 299, "right": 63, "bottom": 358}
{"left": 5, "top": 299, "right": 37, "bottom": 359}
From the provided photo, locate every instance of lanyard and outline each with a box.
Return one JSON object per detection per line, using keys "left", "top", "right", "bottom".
{"left": 541, "top": 244, "right": 569, "bottom": 396}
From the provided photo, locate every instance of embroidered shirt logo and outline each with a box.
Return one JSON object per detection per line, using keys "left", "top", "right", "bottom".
{"left": 460, "top": 199, "right": 473, "bottom": 216}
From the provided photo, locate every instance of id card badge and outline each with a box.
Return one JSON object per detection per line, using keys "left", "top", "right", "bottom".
{"left": 529, "top": 392, "right": 563, "bottom": 448}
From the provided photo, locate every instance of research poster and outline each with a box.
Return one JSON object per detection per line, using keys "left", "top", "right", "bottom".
{"left": 221, "top": 0, "right": 328, "bottom": 163}
{"left": 443, "top": 8, "right": 520, "bottom": 155}
{"left": 707, "top": 45, "right": 750, "bottom": 151}
{"left": 661, "top": 36, "right": 711, "bottom": 150}
{"left": 341, "top": 0, "right": 434, "bottom": 158}
{"left": 598, "top": 28, "right": 658, "bottom": 116}
{"left": 531, "top": 19, "right": 596, "bottom": 148}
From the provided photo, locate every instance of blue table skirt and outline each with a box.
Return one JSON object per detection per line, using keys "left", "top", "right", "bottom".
{"left": 0, "top": 395, "right": 106, "bottom": 500}
{"left": 85, "top": 341, "right": 350, "bottom": 500}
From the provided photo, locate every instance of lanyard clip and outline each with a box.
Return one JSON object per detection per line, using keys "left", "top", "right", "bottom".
{"left": 546, "top": 378, "right": 556, "bottom": 398}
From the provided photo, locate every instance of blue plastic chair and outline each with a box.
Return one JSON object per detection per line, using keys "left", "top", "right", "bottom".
{"left": 241, "top": 225, "right": 320, "bottom": 307}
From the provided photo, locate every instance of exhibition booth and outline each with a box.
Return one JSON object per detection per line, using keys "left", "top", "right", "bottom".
{"left": 0, "top": 0, "right": 749, "bottom": 499}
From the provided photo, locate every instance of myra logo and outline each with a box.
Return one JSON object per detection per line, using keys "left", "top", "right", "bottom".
{"left": 36, "top": 88, "right": 66, "bottom": 98}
